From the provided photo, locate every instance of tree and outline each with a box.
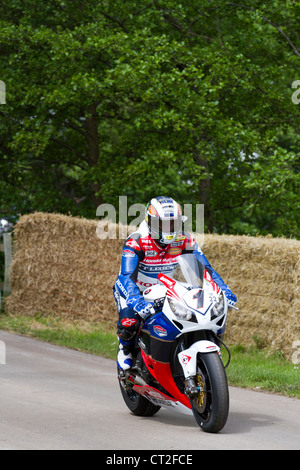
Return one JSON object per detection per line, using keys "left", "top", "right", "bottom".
{"left": 0, "top": 0, "right": 299, "bottom": 237}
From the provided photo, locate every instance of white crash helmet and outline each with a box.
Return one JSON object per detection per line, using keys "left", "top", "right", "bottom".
{"left": 145, "top": 196, "right": 184, "bottom": 245}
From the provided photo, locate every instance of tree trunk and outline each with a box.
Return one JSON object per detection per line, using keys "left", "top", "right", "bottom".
{"left": 193, "top": 152, "right": 214, "bottom": 232}
{"left": 85, "top": 103, "right": 103, "bottom": 209}
{"left": 199, "top": 171, "right": 214, "bottom": 232}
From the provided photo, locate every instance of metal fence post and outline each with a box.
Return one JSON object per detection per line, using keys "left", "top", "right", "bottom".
{"left": 3, "top": 232, "right": 12, "bottom": 297}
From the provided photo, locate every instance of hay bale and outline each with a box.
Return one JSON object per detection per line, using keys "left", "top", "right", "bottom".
{"left": 194, "top": 233, "right": 300, "bottom": 359}
{"left": 6, "top": 212, "right": 300, "bottom": 360}
{"left": 6, "top": 212, "right": 124, "bottom": 328}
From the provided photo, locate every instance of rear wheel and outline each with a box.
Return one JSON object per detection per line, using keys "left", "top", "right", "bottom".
{"left": 118, "top": 368, "right": 161, "bottom": 417}
{"left": 190, "top": 352, "right": 229, "bottom": 433}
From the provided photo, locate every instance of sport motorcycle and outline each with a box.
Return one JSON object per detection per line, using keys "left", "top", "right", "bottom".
{"left": 117, "top": 255, "right": 235, "bottom": 433}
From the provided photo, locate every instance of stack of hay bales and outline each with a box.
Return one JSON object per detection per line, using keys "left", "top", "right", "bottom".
{"left": 6, "top": 213, "right": 125, "bottom": 328}
{"left": 196, "top": 233, "right": 300, "bottom": 359}
{"left": 5, "top": 212, "right": 300, "bottom": 360}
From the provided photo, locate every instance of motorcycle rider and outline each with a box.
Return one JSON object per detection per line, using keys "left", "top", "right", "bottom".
{"left": 113, "top": 196, "right": 237, "bottom": 370}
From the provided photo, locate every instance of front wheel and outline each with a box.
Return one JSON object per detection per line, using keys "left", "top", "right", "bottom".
{"left": 190, "top": 352, "right": 229, "bottom": 433}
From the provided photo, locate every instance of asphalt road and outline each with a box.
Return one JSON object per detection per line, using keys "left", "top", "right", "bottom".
{"left": 0, "top": 330, "right": 299, "bottom": 450}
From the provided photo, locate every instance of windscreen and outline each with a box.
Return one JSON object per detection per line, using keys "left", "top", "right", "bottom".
{"left": 173, "top": 254, "right": 204, "bottom": 288}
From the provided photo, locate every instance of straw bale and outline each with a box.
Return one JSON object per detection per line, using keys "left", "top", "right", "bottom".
{"left": 7, "top": 212, "right": 124, "bottom": 329}
{"left": 194, "top": 233, "right": 300, "bottom": 359}
{"left": 6, "top": 212, "right": 300, "bottom": 360}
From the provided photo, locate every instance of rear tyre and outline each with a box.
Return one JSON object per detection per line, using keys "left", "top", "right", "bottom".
{"left": 190, "top": 352, "right": 229, "bottom": 433}
{"left": 118, "top": 368, "right": 161, "bottom": 417}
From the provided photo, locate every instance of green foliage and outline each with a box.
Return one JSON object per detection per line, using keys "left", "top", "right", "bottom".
{"left": 0, "top": 0, "right": 299, "bottom": 237}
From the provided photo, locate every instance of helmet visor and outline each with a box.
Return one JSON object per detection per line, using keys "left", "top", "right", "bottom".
{"left": 149, "top": 217, "right": 182, "bottom": 236}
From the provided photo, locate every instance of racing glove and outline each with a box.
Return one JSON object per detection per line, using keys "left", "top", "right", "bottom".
{"left": 127, "top": 296, "right": 154, "bottom": 319}
{"left": 224, "top": 290, "right": 237, "bottom": 307}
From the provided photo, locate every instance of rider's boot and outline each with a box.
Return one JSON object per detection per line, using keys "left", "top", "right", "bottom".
{"left": 117, "top": 344, "right": 133, "bottom": 370}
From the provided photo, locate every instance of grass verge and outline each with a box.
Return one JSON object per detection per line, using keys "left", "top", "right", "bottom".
{"left": 224, "top": 344, "right": 300, "bottom": 398}
{"left": 0, "top": 312, "right": 299, "bottom": 399}
{"left": 0, "top": 312, "right": 118, "bottom": 360}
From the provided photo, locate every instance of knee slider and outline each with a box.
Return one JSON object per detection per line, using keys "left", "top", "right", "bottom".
{"left": 117, "top": 318, "right": 139, "bottom": 342}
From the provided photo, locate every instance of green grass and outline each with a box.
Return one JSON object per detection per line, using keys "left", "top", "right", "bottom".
{"left": 224, "top": 344, "right": 300, "bottom": 398}
{"left": 0, "top": 312, "right": 118, "bottom": 360}
{"left": 0, "top": 312, "right": 299, "bottom": 399}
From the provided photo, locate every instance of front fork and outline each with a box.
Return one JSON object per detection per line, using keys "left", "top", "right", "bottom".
{"left": 177, "top": 340, "right": 220, "bottom": 398}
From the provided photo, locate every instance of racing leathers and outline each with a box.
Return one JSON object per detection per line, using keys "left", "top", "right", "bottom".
{"left": 113, "top": 221, "right": 237, "bottom": 369}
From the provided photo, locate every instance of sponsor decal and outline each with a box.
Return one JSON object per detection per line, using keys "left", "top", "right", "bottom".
{"left": 170, "top": 240, "right": 184, "bottom": 246}
{"left": 147, "top": 390, "right": 164, "bottom": 399}
{"left": 204, "top": 270, "right": 221, "bottom": 294}
{"left": 148, "top": 204, "right": 158, "bottom": 216}
{"left": 189, "top": 236, "right": 196, "bottom": 247}
{"left": 158, "top": 250, "right": 167, "bottom": 257}
{"left": 141, "top": 238, "right": 153, "bottom": 245}
{"left": 140, "top": 258, "right": 176, "bottom": 266}
{"left": 134, "top": 385, "right": 177, "bottom": 407}
{"left": 125, "top": 238, "right": 141, "bottom": 250}
{"left": 192, "top": 289, "right": 204, "bottom": 309}
{"left": 122, "top": 249, "right": 135, "bottom": 257}
{"left": 116, "top": 279, "right": 128, "bottom": 298}
{"left": 159, "top": 273, "right": 181, "bottom": 301}
{"left": 139, "top": 263, "right": 177, "bottom": 273}
{"left": 121, "top": 318, "right": 138, "bottom": 327}
{"left": 153, "top": 325, "right": 168, "bottom": 337}
{"left": 158, "top": 274, "right": 176, "bottom": 287}
{"left": 136, "top": 279, "right": 156, "bottom": 288}
{"left": 168, "top": 247, "right": 182, "bottom": 256}
{"left": 145, "top": 250, "right": 157, "bottom": 257}
{"left": 113, "top": 288, "right": 121, "bottom": 310}
{"left": 181, "top": 354, "right": 192, "bottom": 364}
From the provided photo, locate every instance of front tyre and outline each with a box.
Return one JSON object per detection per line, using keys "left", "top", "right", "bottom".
{"left": 190, "top": 352, "right": 229, "bottom": 433}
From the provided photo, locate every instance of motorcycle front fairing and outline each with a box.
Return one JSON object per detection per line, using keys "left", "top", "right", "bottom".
{"left": 138, "top": 255, "right": 228, "bottom": 410}
{"left": 139, "top": 309, "right": 191, "bottom": 409}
